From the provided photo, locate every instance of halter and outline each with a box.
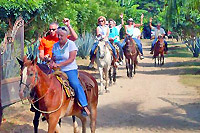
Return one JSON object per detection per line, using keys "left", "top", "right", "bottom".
{"left": 20, "top": 68, "right": 65, "bottom": 114}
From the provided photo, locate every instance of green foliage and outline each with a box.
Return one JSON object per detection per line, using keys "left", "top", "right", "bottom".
{"left": 164, "top": 0, "right": 200, "bottom": 57}
{"left": 75, "top": 32, "right": 95, "bottom": 59}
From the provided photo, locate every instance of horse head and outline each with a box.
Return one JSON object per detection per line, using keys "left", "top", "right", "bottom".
{"left": 17, "top": 56, "right": 38, "bottom": 100}
{"left": 124, "top": 35, "right": 135, "bottom": 54}
{"left": 96, "top": 40, "right": 109, "bottom": 59}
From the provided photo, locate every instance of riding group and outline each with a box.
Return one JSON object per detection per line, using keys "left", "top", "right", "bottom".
{"left": 17, "top": 14, "right": 168, "bottom": 133}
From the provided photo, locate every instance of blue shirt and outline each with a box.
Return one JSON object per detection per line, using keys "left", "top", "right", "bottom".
{"left": 109, "top": 27, "right": 119, "bottom": 43}
{"left": 52, "top": 40, "right": 78, "bottom": 71}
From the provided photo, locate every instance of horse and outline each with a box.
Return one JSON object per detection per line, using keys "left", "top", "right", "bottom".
{"left": 95, "top": 40, "right": 113, "bottom": 94}
{"left": 123, "top": 35, "right": 139, "bottom": 77}
{"left": 17, "top": 56, "right": 98, "bottom": 133}
{"left": 153, "top": 39, "right": 165, "bottom": 66}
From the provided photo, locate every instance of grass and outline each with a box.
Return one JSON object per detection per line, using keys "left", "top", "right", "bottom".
{"left": 167, "top": 41, "right": 200, "bottom": 90}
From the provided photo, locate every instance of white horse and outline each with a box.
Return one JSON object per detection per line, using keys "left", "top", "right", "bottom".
{"left": 95, "top": 40, "right": 112, "bottom": 94}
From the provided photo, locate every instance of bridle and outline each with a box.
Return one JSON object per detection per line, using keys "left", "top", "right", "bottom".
{"left": 19, "top": 66, "right": 64, "bottom": 114}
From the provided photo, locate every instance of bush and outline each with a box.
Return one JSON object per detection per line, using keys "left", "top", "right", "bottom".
{"left": 76, "top": 32, "right": 95, "bottom": 59}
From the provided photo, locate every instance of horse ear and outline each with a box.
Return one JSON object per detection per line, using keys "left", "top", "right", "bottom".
{"left": 16, "top": 57, "right": 24, "bottom": 69}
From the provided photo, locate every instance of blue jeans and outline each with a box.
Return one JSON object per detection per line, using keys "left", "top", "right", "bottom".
{"left": 64, "top": 69, "right": 88, "bottom": 107}
{"left": 151, "top": 38, "right": 168, "bottom": 51}
{"left": 115, "top": 41, "right": 124, "bottom": 60}
{"left": 90, "top": 41, "right": 117, "bottom": 60}
{"left": 122, "top": 37, "right": 144, "bottom": 55}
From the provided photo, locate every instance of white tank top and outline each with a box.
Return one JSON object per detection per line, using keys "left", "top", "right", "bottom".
{"left": 97, "top": 25, "right": 108, "bottom": 41}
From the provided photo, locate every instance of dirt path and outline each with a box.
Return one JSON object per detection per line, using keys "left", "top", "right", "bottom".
{"left": 1, "top": 39, "right": 200, "bottom": 133}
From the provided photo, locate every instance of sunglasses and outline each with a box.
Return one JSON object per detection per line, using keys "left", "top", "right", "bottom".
{"left": 99, "top": 20, "right": 104, "bottom": 23}
{"left": 49, "top": 28, "right": 56, "bottom": 31}
{"left": 58, "top": 26, "right": 68, "bottom": 32}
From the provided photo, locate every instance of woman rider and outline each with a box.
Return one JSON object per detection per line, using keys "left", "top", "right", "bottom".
{"left": 123, "top": 14, "right": 144, "bottom": 59}
{"left": 50, "top": 26, "right": 90, "bottom": 116}
{"left": 88, "top": 16, "right": 117, "bottom": 68}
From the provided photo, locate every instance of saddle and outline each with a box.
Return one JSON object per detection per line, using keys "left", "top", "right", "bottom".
{"left": 53, "top": 70, "right": 94, "bottom": 107}
{"left": 53, "top": 71, "right": 75, "bottom": 98}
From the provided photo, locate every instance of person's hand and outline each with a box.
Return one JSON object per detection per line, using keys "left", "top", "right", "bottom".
{"left": 49, "top": 61, "right": 59, "bottom": 69}
{"left": 141, "top": 14, "right": 144, "bottom": 19}
{"left": 63, "top": 18, "right": 70, "bottom": 27}
{"left": 150, "top": 17, "right": 153, "bottom": 23}
{"left": 44, "top": 54, "right": 51, "bottom": 62}
{"left": 120, "top": 13, "right": 123, "bottom": 19}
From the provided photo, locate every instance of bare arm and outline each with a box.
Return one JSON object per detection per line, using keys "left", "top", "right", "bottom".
{"left": 125, "top": 25, "right": 128, "bottom": 35}
{"left": 96, "top": 27, "right": 100, "bottom": 36}
{"left": 134, "top": 14, "right": 144, "bottom": 27}
{"left": 105, "top": 26, "right": 110, "bottom": 39}
{"left": 39, "top": 50, "right": 45, "bottom": 61}
{"left": 51, "top": 50, "right": 77, "bottom": 68}
{"left": 149, "top": 17, "right": 153, "bottom": 29}
{"left": 63, "top": 18, "right": 78, "bottom": 41}
{"left": 120, "top": 13, "right": 124, "bottom": 26}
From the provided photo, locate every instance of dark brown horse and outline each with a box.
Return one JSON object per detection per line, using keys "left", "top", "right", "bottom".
{"left": 18, "top": 56, "right": 98, "bottom": 133}
{"left": 153, "top": 39, "right": 165, "bottom": 66}
{"left": 123, "top": 35, "right": 139, "bottom": 77}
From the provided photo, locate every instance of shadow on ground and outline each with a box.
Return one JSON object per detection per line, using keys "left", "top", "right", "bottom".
{"left": 96, "top": 101, "right": 200, "bottom": 130}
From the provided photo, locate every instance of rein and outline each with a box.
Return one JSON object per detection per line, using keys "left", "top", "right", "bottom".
{"left": 28, "top": 85, "right": 64, "bottom": 114}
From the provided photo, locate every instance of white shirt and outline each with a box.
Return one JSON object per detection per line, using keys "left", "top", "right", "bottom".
{"left": 152, "top": 26, "right": 166, "bottom": 38}
{"left": 52, "top": 40, "right": 78, "bottom": 71}
{"left": 97, "top": 25, "right": 109, "bottom": 41}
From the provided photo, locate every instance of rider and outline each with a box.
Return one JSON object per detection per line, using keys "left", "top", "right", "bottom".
{"left": 50, "top": 26, "right": 90, "bottom": 116}
{"left": 124, "top": 14, "right": 144, "bottom": 59}
{"left": 39, "top": 18, "right": 78, "bottom": 62}
{"left": 149, "top": 17, "right": 168, "bottom": 54}
{"left": 108, "top": 19, "right": 124, "bottom": 65}
{"left": 88, "top": 16, "right": 117, "bottom": 68}
{"left": 32, "top": 19, "right": 78, "bottom": 131}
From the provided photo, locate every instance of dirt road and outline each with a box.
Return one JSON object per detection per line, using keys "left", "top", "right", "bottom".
{"left": 1, "top": 39, "right": 200, "bottom": 133}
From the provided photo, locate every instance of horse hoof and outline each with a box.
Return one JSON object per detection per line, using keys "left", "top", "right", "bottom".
{"left": 105, "top": 89, "right": 110, "bottom": 93}
{"left": 98, "top": 91, "right": 103, "bottom": 95}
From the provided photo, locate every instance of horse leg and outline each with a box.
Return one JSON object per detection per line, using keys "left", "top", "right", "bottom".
{"left": 72, "top": 116, "right": 79, "bottom": 133}
{"left": 125, "top": 59, "right": 129, "bottom": 77}
{"left": 161, "top": 55, "right": 164, "bottom": 65}
{"left": 47, "top": 115, "right": 60, "bottom": 133}
{"left": 104, "top": 67, "right": 110, "bottom": 93}
{"left": 90, "top": 106, "right": 97, "bottom": 133}
{"left": 78, "top": 115, "right": 87, "bottom": 133}
{"left": 113, "top": 66, "right": 116, "bottom": 83}
{"left": 133, "top": 62, "right": 136, "bottom": 75}
{"left": 98, "top": 67, "right": 103, "bottom": 95}
{"left": 129, "top": 59, "right": 133, "bottom": 77}
{"left": 108, "top": 67, "right": 112, "bottom": 86}
{"left": 33, "top": 110, "right": 41, "bottom": 133}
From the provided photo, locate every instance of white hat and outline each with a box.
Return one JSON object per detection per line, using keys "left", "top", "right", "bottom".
{"left": 128, "top": 18, "right": 133, "bottom": 21}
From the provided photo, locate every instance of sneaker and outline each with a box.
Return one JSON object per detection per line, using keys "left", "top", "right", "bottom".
{"left": 115, "top": 62, "right": 119, "bottom": 66}
{"left": 81, "top": 110, "right": 88, "bottom": 117}
{"left": 88, "top": 63, "right": 94, "bottom": 69}
{"left": 140, "top": 55, "right": 144, "bottom": 60}
{"left": 81, "top": 107, "right": 90, "bottom": 117}
{"left": 119, "top": 61, "right": 123, "bottom": 65}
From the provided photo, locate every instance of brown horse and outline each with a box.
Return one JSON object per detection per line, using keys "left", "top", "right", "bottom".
{"left": 153, "top": 39, "right": 165, "bottom": 66}
{"left": 18, "top": 56, "right": 98, "bottom": 133}
{"left": 123, "top": 35, "right": 139, "bottom": 77}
